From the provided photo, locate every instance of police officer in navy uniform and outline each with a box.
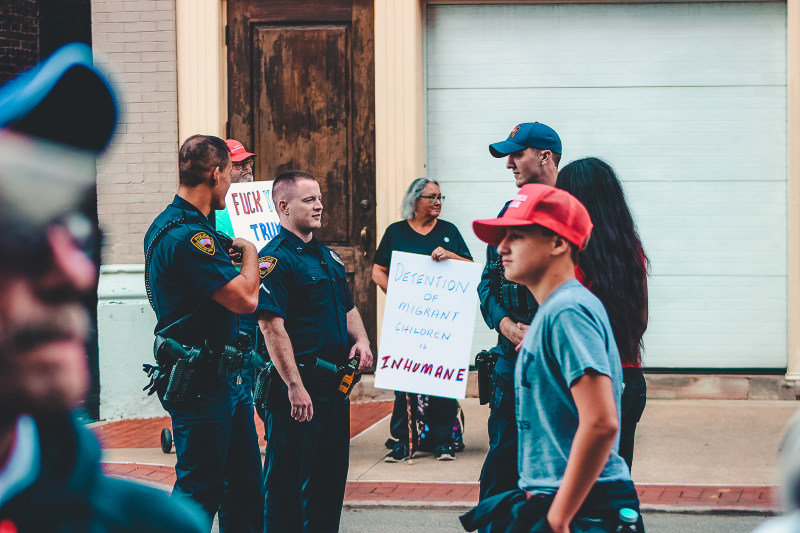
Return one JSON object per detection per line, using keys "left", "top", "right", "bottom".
{"left": 477, "top": 122, "right": 562, "bottom": 532}
{"left": 144, "top": 135, "right": 263, "bottom": 532}
{"left": 256, "top": 170, "right": 373, "bottom": 532}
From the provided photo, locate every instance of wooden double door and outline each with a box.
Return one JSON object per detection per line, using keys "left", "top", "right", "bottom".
{"left": 228, "top": 0, "right": 377, "bottom": 348}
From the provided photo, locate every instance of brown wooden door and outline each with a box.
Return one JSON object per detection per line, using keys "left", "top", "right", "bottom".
{"left": 228, "top": 0, "right": 377, "bottom": 348}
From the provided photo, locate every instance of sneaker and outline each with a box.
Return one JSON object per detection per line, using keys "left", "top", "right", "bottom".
{"left": 384, "top": 441, "right": 409, "bottom": 463}
{"left": 434, "top": 444, "right": 456, "bottom": 461}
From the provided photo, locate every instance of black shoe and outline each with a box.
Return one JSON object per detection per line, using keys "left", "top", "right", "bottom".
{"left": 434, "top": 444, "right": 456, "bottom": 461}
{"left": 384, "top": 441, "right": 409, "bottom": 463}
{"left": 384, "top": 438, "right": 398, "bottom": 450}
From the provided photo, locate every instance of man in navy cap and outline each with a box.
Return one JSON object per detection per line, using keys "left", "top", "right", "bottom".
{"left": 0, "top": 44, "right": 206, "bottom": 532}
{"left": 476, "top": 122, "right": 563, "bottom": 532}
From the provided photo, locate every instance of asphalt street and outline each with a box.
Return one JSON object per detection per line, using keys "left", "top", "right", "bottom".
{"left": 338, "top": 508, "right": 772, "bottom": 532}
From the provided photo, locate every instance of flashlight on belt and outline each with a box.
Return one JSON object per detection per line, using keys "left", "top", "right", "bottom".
{"left": 308, "top": 355, "right": 361, "bottom": 400}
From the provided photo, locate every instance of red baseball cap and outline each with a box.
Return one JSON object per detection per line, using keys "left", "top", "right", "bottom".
{"left": 225, "top": 139, "right": 257, "bottom": 162}
{"left": 473, "top": 184, "right": 593, "bottom": 248}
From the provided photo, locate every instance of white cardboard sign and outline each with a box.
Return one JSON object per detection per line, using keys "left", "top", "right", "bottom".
{"left": 374, "top": 251, "right": 484, "bottom": 399}
{"left": 221, "top": 181, "right": 281, "bottom": 247}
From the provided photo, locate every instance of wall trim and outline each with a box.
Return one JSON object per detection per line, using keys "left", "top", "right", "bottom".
{"left": 175, "top": 0, "right": 227, "bottom": 142}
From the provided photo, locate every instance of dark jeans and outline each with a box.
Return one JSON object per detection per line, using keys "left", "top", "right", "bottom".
{"left": 263, "top": 384, "right": 350, "bottom": 533}
{"left": 390, "top": 391, "right": 458, "bottom": 449}
{"left": 620, "top": 367, "right": 647, "bottom": 471}
{"left": 161, "top": 377, "right": 263, "bottom": 533}
{"left": 461, "top": 480, "right": 645, "bottom": 532}
{"left": 478, "top": 373, "right": 518, "bottom": 533}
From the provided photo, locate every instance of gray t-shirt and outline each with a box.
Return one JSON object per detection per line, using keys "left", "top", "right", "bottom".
{"left": 515, "top": 279, "right": 630, "bottom": 494}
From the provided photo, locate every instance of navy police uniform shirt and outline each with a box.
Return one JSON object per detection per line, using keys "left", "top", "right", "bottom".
{"left": 145, "top": 195, "right": 241, "bottom": 348}
{"left": 256, "top": 227, "right": 354, "bottom": 365}
{"left": 477, "top": 201, "right": 538, "bottom": 380}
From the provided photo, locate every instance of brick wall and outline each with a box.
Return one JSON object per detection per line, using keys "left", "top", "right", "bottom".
{"left": 92, "top": 0, "right": 179, "bottom": 264}
{"left": 0, "top": 0, "right": 39, "bottom": 83}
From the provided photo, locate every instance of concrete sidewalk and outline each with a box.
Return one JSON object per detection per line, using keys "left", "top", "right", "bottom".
{"left": 94, "top": 397, "right": 797, "bottom": 513}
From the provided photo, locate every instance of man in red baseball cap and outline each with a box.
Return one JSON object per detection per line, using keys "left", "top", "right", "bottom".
{"left": 464, "top": 184, "right": 645, "bottom": 533}
{"left": 225, "top": 139, "right": 257, "bottom": 183}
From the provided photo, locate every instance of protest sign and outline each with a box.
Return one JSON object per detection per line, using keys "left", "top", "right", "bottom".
{"left": 374, "top": 251, "right": 483, "bottom": 399}
{"left": 215, "top": 181, "right": 280, "bottom": 247}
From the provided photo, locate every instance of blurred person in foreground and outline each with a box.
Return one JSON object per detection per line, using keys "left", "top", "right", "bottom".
{"left": 753, "top": 409, "right": 800, "bottom": 533}
{"left": 0, "top": 44, "right": 206, "bottom": 531}
{"left": 556, "top": 157, "right": 649, "bottom": 471}
{"left": 372, "top": 177, "right": 473, "bottom": 462}
{"left": 462, "top": 184, "right": 644, "bottom": 533}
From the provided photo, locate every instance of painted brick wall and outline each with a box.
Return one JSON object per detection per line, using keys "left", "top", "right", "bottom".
{"left": 91, "top": 0, "right": 179, "bottom": 264}
{"left": 0, "top": 0, "right": 39, "bottom": 83}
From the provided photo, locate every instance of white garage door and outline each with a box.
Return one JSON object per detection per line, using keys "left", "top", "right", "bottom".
{"left": 425, "top": 2, "right": 787, "bottom": 368}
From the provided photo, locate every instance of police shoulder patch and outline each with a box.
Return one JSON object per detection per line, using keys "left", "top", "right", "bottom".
{"left": 330, "top": 250, "right": 345, "bottom": 266}
{"left": 259, "top": 256, "right": 278, "bottom": 279}
{"left": 190, "top": 232, "right": 215, "bottom": 255}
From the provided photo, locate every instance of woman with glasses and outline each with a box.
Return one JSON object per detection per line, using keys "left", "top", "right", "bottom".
{"left": 373, "top": 177, "right": 473, "bottom": 462}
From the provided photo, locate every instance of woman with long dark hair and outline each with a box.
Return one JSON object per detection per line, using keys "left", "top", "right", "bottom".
{"left": 556, "top": 157, "right": 649, "bottom": 470}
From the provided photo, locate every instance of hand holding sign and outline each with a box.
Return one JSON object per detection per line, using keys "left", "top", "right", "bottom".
{"left": 216, "top": 181, "right": 281, "bottom": 247}
{"left": 374, "top": 251, "right": 483, "bottom": 399}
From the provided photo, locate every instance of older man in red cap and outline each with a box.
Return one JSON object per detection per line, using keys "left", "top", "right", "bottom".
{"left": 225, "top": 139, "right": 257, "bottom": 184}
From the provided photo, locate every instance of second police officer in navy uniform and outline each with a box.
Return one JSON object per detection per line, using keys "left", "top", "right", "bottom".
{"left": 476, "top": 122, "right": 563, "bottom": 532}
{"left": 255, "top": 170, "right": 373, "bottom": 532}
{"left": 144, "top": 135, "right": 263, "bottom": 532}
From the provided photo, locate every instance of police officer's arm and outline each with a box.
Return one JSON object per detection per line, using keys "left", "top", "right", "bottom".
{"left": 257, "top": 313, "right": 314, "bottom": 422}
{"left": 346, "top": 308, "right": 373, "bottom": 371}
{"left": 211, "top": 238, "right": 259, "bottom": 314}
{"left": 477, "top": 245, "right": 527, "bottom": 345}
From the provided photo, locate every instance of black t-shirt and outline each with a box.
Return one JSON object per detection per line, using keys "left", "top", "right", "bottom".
{"left": 373, "top": 219, "right": 472, "bottom": 268}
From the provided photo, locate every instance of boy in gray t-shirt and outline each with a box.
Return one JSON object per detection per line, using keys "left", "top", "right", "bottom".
{"left": 472, "top": 184, "right": 643, "bottom": 533}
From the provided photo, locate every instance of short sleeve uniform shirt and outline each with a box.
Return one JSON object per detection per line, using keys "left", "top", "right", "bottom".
{"left": 145, "top": 195, "right": 240, "bottom": 347}
{"left": 515, "top": 279, "right": 630, "bottom": 494}
{"left": 256, "top": 227, "right": 354, "bottom": 365}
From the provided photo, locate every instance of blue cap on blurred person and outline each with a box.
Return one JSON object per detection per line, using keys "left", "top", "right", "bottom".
{"left": 0, "top": 43, "right": 118, "bottom": 228}
{"left": 489, "top": 122, "right": 561, "bottom": 158}
{"left": 0, "top": 42, "right": 117, "bottom": 152}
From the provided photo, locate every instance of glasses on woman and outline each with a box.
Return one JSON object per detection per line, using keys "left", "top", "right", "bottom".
{"left": 420, "top": 195, "right": 445, "bottom": 202}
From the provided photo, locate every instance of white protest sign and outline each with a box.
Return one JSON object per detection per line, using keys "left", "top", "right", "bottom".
{"left": 374, "top": 251, "right": 484, "bottom": 399}
{"left": 220, "top": 181, "right": 281, "bottom": 247}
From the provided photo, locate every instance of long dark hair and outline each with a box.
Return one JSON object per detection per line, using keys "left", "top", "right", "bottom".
{"left": 556, "top": 157, "right": 649, "bottom": 367}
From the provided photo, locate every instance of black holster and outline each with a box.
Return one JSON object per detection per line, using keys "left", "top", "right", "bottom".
{"left": 475, "top": 350, "right": 498, "bottom": 405}
{"left": 143, "top": 335, "right": 245, "bottom": 403}
{"left": 253, "top": 361, "right": 276, "bottom": 410}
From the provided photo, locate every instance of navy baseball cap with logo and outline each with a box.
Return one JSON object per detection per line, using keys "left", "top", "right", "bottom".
{"left": 489, "top": 122, "right": 561, "bottom": 158}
